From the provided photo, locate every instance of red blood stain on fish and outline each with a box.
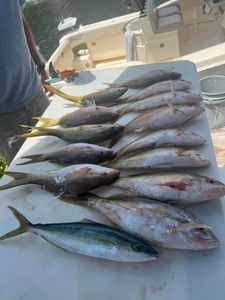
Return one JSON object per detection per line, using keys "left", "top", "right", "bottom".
{"left": 161, "top": 182, "right": 187, "bottom": 191}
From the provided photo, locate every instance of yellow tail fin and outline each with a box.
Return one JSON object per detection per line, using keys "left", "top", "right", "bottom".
{"left": 16, "top": 125, "right": 46, "bottom": 138}
{"left": 43, "top": 84, "right": 84, "bottom": 102}
{"left": 33, "top": 116, "right": 59, "bottom": 127}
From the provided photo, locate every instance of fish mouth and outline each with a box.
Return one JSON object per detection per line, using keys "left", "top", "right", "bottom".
{"left": 204, "top": 186, "right": 225, "bottom": 199}
{"left": 181, "top": 228, "right": 220, "bottom": 250}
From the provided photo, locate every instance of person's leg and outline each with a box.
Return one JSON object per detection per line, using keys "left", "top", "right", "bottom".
{"left": 25, "top": 90, "right": 50, "bottom": 126}
{"left": 0, "top": 91, "right": 49, "bottom": 165}
{"left": 0, "top": 106, "right": 29, "bottom": 164}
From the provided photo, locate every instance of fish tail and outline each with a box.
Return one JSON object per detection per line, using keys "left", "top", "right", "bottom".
{"left": 16, "top": 125, "right": 48, "bottom": 138}
{"left": 0, "top": 206, "right": 30, "bottom": 240}
{"left": 43, "top": 84, "right": 84, "bottom": 102}
{"left": 33, "top": 116, "right": 59, "bottom": 127}
{"left": 0, "top": 171, "right": 33, "bottom": 190}
{"left": 16, "top": 154, "right": 44, "bottom": 165}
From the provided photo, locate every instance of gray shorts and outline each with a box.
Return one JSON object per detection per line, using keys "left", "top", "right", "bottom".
{"left": 0, "top": 91, "right": 50, "bottom": 164}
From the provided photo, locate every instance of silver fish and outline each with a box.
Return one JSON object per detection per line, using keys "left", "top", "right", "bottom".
{"left": 0, "top": 164, "right": 120, "bottom": 196}
{"left": 121, "top": 91, "right": 203, "bottom": 114}
{"left": 127, "top": 80, "right": 192, "bottom": 101}
{"left": 76, "top": 195, "right": 219, "bottom": 250}
{"left": 104, "top": 69, "right": 181, "bottom": 89}
{"left": 124, "top": 105, "right": 204, "bottom": 133}
{"left": 115, "top": 129, "right": 206, "bottom": 159}
{"left": 18, "top": 124, "right": 124, "bottom": 143}
{"left": 0, "top": 206, "right": 158, "bottom": 262}
{"left": 35, "top": 106, "right": 119, "bottom": 128}
{"left": 17, "top": 143, "right": 114, "bottom": 165}
{"left": 111, "top": 147, "right": 210, "bottom": 171}
{"left": 111, "top": 173, "right": 225, "bottom": 203}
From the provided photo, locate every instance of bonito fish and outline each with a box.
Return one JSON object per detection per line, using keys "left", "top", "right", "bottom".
{"left": 120, "top": 91, "right": 203, "bottom": 114}
{"left": 17, "top": 143, "right": 114, "bottom": 165}
{"left": 124, "top": 105, "right": 204, "bottom": 133}
{"left": 115, "top": 129, "right": 206, "bottom": 159}
{"left": 111, "top": 147, "right": 210, "bottom": 171}
{"left": 17, "top": 124, "right": 124, "bottom": 143}
{"left": 75, "top": 195, "right": 219, "bottom": 250}
{"left": 127, "top": 80, "right": 192, "bottom": 102}
{"left": 104, "top": 69, "right": 181, "bottom": 88}
{"left": 0, "top": 164, "right": 120, "bottom": 196}
{"left": 0, "top": 206, "right": 158, "bottom": 262}
{"left": 34, "top": 106, "right": 119, "bottom": 128}
{"left": 111, "top": 173, "right": 225, "bottom": 203}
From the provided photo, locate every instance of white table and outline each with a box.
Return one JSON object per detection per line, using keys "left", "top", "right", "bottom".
{"left": 0, "top": 61, "right": 225, "bottom": 300}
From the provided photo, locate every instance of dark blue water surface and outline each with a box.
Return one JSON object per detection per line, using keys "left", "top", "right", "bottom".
{"left": 23, "top": 0, "right": 140, "bottom": 60}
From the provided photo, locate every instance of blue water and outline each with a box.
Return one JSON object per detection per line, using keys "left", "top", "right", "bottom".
{"left": 23, "top": 0, "right": 139, "bottom": 60}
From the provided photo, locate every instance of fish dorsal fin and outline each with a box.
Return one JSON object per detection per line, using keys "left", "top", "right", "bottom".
{"left": 80, "top": 218, "right": 98, "bottom": 224}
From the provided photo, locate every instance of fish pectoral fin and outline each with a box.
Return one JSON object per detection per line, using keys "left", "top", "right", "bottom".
{"left": 79, "top": 167, "right": 92, "bottom": 175}
{"left": 169, "top": 223, "right": 212, "bottom": 233}
{"left": 80, "top": 218, "right": 99, "bottom": 224}
{"left": 161, "top": 97, "right": 176, "bottom": 112}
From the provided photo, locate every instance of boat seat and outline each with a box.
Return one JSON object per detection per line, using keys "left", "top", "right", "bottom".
{"left": 144, "top": 0, "right": 184, "bottom": 34}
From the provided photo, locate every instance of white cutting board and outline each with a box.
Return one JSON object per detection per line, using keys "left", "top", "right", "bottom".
{"left": 0, "top": 60, "right": 225, "bottom": 300}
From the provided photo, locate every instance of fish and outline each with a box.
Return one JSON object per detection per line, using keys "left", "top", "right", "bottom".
{"left": 124, "top": 105, "right": 205, "bottom": 133}
{"left": 127, "top": 80, "right": 192, "bottom": 102}
{"left": 120, "top": 91, "right": 203, "bottom": 114}
{"left": 43, "top": 84, "right": 128, "bottom": 105}
{"left": 17, "top": 143, "right": 114, "bottom": 165}
{"left": 115, "top": 129, "right": 206, "bottom": 159}
{"left": 74, "top": 195, "right": 219, "bottom": 250}
{"left": 17, "top": 124, "right": 124, "bottom": 143}
{"left": 111, "top": 173, "right": 225, "bottom": 203}
{"left": 0, "top": 164, "right": 120, "bottom": 196}
{"left": 33, "top": 106, "right": 119, "bottom": 128}
{"left": 104, "top": 69, "right": 181, "bottom": 89}
{"left": 0, "top": 206, "right": 158, "bottom": 262}
{"left": 110, "top": 147, "right": 210, "bottom": 171}
{"left": 81, "top": 87, "right": 128, "bottom": 106}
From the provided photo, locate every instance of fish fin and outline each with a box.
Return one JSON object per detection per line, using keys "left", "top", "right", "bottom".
{"left": 16, "top": 154, "right": 44, "bottom": 165}
{"left": 32, "top": 117, "right": 59, "bottom": 127}
{"left": 43, "top": 84, "right": 84, "bottom": 102}
{"left": 170, "top": 80, "right": 176, "bottom": 96}
{"left": 169, "top": 223, "right": 212, "bottom": 233}
{"left": 0, "top": 206, "right": 30, "bottom": 240}
{"left": 79, "top": 218, "right": 99, "bottom": 224}
{"left": 108, "top": 133, "right": 123, "bottom": 148}
{"left": 0, "top": 171, "right": 33, "bottom": 190}
{"left": 161, "top": 97, "right": 176, "bottom": 112}
{"left": 103, "top": 82, "right": 120, "bottom": 88}
{"left": 79, "top": 167, "right": 92, "bottom": 175}
{"left": 82, "top": 99, "right": 97, "bottom": 107}
{"left": 5, "top": 171, "right": 32, "bottom": 180}
{"left": 16, "top": 131, "right": 44, "bottom": 139}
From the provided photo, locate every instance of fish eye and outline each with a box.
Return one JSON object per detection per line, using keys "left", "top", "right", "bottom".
{"left": 132, "top": 244, "right": 143, "bottom": 252}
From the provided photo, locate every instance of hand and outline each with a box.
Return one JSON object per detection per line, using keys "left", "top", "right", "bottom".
{"left": 40, "top": 69, "right": 53, "bottom": 97}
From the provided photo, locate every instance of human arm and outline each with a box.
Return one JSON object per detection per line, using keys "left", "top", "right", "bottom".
{"left": 20, "top": 10, "right": 49, "bottom": 83}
